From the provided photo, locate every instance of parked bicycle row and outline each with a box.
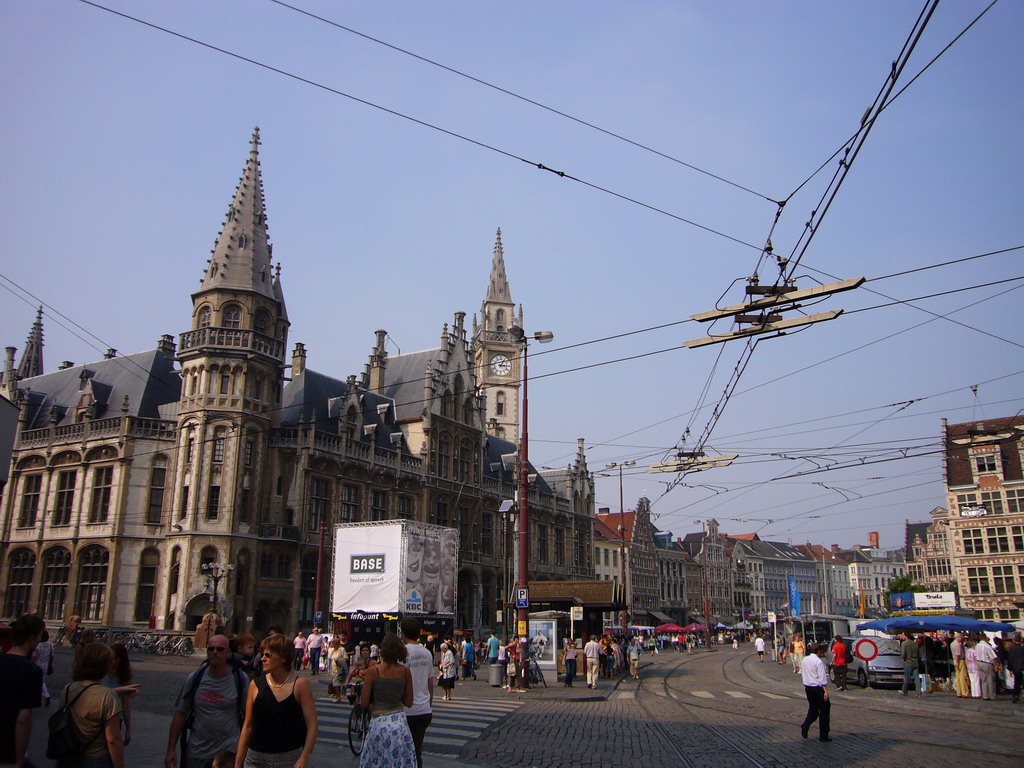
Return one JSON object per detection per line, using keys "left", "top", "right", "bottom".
{"left": 48, "top": 622, "right": 197, "bottom": 656}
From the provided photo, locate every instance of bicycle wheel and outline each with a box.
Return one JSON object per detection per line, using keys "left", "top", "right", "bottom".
{"left": 348, "top": 706, "right": 368, "bottom": 755}
{"left": 179, "top": 638, "right": 195, "bottom": 656}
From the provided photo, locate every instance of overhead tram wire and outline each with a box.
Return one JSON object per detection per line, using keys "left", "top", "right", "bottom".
{"left": 779, "top": 0, "right": 940, "bottom": 285}
{"left": 266, "top": 0, "right": 779, "bottom": 205}
{"left": 76, "top": 0, "right": 761, "bottom": 253}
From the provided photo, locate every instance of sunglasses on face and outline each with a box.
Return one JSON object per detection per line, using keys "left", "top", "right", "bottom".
{"left": 208, "top": 646, "right": 228, "bottom": 652}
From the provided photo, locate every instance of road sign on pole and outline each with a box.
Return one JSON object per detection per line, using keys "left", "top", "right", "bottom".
{"left": 516, "top": 588, "right": 529, "bottom": 609}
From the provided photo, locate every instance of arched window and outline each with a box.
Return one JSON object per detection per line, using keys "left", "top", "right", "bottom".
{"left": 199, "top": 546, "right": 217, "bottom": 573}
{"left": 212, "top": 428, "right": 226, "bottom": 463}
{"left": 496, "top": 309, "right": 506, "bottom": 332}
{"left": 235, "top": 549, "right": 250, "bottom": 597}
{"left": 254, "top": 310, "right": 270, "bottom": 335}
{"left": 133, "top": 548, "right": 159, "bottom": 622}
{"left": 300, "top": 554, "right": 317, "bottom": 623}
{"left": 197, "top": 306, "right": 212, "bottom": 328}
{"left": 76, "top": 546, "right": 109, "bottom": 621}
{"left": 496, "top": 391, "right": 506, "bottom": 416}
{"left": 147, "top": 456, "right": 168, "bottom": 524}
{"left": 4, "top": 548, "right": 35, "bottom": 616}
{"left": 223, "top": 305, "right": 242, "bottom": 329}
{"left": 41, "top": 547, "right": 71, "bottom": 620}
{"left": 169, "top": 547, "right": 181, "bottom": 596}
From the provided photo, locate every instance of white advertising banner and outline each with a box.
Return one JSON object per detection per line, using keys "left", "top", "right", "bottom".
{"left": 915, "top": 591, "right": 957, "bottom": 610}
{"left": 331, "top": 523, "right": 405, "bottom": 613}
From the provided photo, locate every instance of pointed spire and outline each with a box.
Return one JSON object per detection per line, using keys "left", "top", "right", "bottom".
{"left": 198, "top": 127, "right": 278, "bottom": 301}
{"left": 485, "top": 228, "right": 512, "bottom": 304}
{"left": 16, "top": 307, "right": 44, "bottom": 380}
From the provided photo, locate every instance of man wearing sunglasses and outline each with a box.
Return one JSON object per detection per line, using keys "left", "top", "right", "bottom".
{"left": 165, "top": 635, "right": 247, "bottom": 768}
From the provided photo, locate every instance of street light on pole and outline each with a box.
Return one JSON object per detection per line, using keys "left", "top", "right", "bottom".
{"left": 508, "top": 324, "right": 553, "bottom": 686}
{"left": 202, "top": 561, "right": 234, "bottom": 617}
{"left": 606, "top": 460, "right": 635, "bottom": 638}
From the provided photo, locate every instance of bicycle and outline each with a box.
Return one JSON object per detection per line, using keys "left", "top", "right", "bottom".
{"left": 346, "top": 683, "right": 370, "bottom": 756}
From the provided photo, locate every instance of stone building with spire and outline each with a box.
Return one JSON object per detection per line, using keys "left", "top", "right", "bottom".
{"left": 0, "top": 131, "right": 596, "bottom": 636}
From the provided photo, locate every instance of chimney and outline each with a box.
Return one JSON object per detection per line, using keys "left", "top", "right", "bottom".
{"left": 868, "top": 531, "right": 880, "bottom": 548}
{"left": 367, "top": 330, "right": 388, "bottom": 393}
{"left": 291, "top": 342, "right": 306, "bottom": 376}
{"left": 598, "top": 507, "right": 610, "bottom": 515}
{"left": 831, "top": 544, "right": 840, "bottom": 554}
{"left": 59, "top": 361, "right": 74, "bottom": 370}
{"left": 157, "top": 334, "right": 176, "bottom": 362}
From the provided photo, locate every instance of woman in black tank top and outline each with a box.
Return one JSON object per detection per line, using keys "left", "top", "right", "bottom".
{"left": 236, "top": 634, "right": 318, "bottom": 767}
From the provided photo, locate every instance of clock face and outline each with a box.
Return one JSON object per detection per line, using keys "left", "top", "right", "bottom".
{"left": 489, "top": 354, "right": 512, "bottom": 376}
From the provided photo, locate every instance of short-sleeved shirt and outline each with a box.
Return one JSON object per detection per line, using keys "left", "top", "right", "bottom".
{"left": 404, "top": 643, "right": 434, "bottom": 717}
{"left": 487, "top": 636, "right": 500, "bottom": 659}
{"left": 306, "top": 633, "right": 325, "bottom": 650}
{"left": 0, "top": 653, "right": 43, "bottom": 763}
{"left": 64, "top": 682, "right": 122, "bottom": 760}
{"left": 174, "top": 667, "right": 245, "bottom": 760}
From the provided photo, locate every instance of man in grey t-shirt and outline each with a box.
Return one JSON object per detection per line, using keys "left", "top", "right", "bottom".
{"left": 165, "top": 635, "right": 248, "bottom": 768}
{"left": 402, "top": 618, "right": 435, "bottom": 768}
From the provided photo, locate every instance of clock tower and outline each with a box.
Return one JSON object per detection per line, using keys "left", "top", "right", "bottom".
{"left": 473, "top": 229, "right": 522, "bottom": 440}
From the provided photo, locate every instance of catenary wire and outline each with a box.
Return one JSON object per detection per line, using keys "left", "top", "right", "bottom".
{"left": 266, "top": 0, "right": 779, "bottom": 205}
{"left": 75, "top": 0, "right": 761, "bottom": 251}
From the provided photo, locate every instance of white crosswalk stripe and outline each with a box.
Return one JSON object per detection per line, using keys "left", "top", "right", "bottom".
{"left": 689, "top": 690, "right": 788, "bottom": 700}
{"left": 315, "top": 695, "right": 522, "bottom": 756}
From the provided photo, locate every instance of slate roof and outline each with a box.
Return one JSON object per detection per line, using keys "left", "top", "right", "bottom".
{"left": 281, "top": 368, "right": 408, "bottom": 451}
{"left": 379, "top": 349, "right": 436, "bottom": 422}
{"left": 944, "top": 415, "right": 1024, "bottom": 486}
{"left": 904, "top": 522, "right": 931, "bottom": 561}
{"left": 14, "top": 349, "right": 181, "bottom": 430}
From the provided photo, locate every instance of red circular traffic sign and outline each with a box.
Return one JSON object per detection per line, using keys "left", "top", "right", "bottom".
{"left": 854, "top": 637, "right": 878, "bottom": 662}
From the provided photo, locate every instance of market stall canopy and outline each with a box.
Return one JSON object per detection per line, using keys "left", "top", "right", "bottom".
{"left": 656, "top": 623, "right": 686, "bottom": 634}
{"left": 857, "top": 614, "right": 1015, "bottom": 634}
{"left": 681, "top": 622, "right": 707, "bottom": 632}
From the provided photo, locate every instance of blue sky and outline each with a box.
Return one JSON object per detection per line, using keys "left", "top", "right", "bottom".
{"left": 2, "top": 1, "right": 1021, "bottom": 548}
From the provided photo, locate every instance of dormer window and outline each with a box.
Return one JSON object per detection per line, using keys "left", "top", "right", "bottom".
{"left": 975, "top": 453, "right": 998, "bottom": 474}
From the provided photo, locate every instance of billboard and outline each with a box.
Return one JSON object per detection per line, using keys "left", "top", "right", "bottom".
{"left": 403, "top": 522, "right": 458, "bottom": 615}
{"left": 330, "top": 521, "right": 458, "bottom": 616}
{"left": 890, "top": 591, "right": 957, "bottom": 612}
{"left": 331, "top": 522, "right": 405, "bottom": 613}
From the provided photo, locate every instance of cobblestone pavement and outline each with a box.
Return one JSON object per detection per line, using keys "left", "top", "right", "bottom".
{"left": 24, "top": 646, "right": 1024, "bottom": 767}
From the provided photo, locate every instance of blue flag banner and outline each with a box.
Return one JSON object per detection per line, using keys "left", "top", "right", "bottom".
{"left": 788, "top": 574, "right": 801, "bottom": 617}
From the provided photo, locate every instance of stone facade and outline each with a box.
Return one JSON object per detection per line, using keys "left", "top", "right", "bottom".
{"left": 944, "top": 415, "right": 1024, "bottom": 622}
{"left": 0, "top": 132, "right": 596, "bottom": 636}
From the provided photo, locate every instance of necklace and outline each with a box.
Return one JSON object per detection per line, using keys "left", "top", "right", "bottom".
{"left": 267, "top": 672, "right": 292, "bottom": 688}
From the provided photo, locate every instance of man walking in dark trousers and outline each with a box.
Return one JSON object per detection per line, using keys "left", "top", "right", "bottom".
{"left": 800, "top": 642, "right": 832, "bottom": 742}
{"left": 402, "top": 618, "right": 434, "bottom": 768}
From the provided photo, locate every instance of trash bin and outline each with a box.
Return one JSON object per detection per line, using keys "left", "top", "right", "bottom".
{"left": 488, "top": 661, "right": 504, "bottom": 687}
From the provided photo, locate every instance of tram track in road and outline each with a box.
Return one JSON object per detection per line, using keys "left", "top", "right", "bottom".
{"left": 634, "top": 653, "right": 767, "bottom": 768}
{"left": 652, "top": 649, "right": 1021, "bottom": 760}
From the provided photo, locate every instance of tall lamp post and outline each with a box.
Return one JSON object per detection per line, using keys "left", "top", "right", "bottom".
{"left": 508, "top": 324, "right": 554, "bottom": 684}
{"left": 202, "top": 561, "right": 234, "bottom": 618}
{"left": 606, "top": 460, "right": 635, "bottom": 638}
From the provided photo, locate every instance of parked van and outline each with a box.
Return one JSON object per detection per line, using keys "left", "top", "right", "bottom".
{"left": 829, "top": 635, "right": 903, "bottom": 688}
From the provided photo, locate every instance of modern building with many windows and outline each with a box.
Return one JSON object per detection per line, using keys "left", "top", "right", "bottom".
{"left": 943, "top": 415, "right": 1024, "bottom": 622}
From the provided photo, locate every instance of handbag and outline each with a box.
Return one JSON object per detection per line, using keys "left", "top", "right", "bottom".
{"left": 46, "top": 683, "right": 96, "bottom": 760}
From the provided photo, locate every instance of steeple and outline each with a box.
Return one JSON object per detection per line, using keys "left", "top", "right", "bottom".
{"left": 485, "top": 228, "right": 512, "bottom": 304}
{"left": 198, "top": 127, "right": 277, "bottom": 301}
{"left": 16, "top": 306, "right": 44, "bottom": 380}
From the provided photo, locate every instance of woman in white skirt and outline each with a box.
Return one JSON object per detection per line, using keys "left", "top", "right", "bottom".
{"left": 359, "top": 633, "right": 417, "bottom": 768}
